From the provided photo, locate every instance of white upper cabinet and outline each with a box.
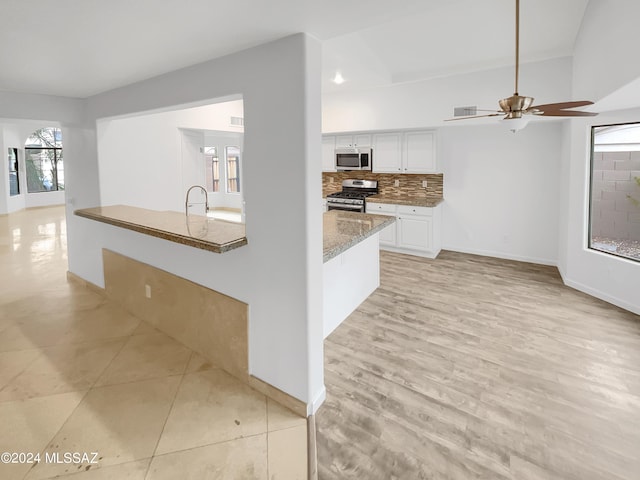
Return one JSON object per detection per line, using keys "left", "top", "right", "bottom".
{"left": 404, "top": 131, "right": 437, "bottom": 173}
{"left": 322, "top": 136, "right": 336, "bottom": 172}
{"left": 354, "top": 134, "right": 372, "bottom": 147}
{"left": 324, "top": 129, "right": 439, "bottom": 174}
{"left": 372, "top": 130, "right": 438, "bottom": 173}
{"left": 372, "top": 133, "right": 403, "bottom": 172}
{"left": 335, "top": 134, "right": 372, "bottom": 148}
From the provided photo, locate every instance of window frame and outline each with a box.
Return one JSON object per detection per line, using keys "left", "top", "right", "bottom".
{"left": 588, "top": 121, "right": 640, "bottom": 264}
{"left": 8, "top": 147, "right": 20, "bottom": 196}
{"left": 225, "top": 146, "right": 241, "bottom": 194}
{"left": 24, "top": 127, "right": 64, "bottom": 193}
{"left": 204, "top": 146, "right": 220, "bottom": 193}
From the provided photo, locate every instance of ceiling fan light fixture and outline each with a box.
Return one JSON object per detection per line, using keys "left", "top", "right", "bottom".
{"left": 501, "top": 115, "right": 531, "bottom": 133}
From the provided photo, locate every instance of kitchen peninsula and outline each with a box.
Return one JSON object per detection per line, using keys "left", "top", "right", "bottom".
{"left": 76, "top": 206, "right": 394, "bottom": 338}
{"left": 75, "top": 205, "right": 247, "bottom": 253}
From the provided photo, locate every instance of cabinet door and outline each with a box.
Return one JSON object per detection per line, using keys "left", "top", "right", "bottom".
{"left": 335, "top": 135, "right": 354, "bottom": 148}
{"left": 322, "top": 136, "right": 336, "bottom": 171}
{"left": 353, "top": 134, "right": 372, "bottom": 147}
{"left": 372, "top": 133, "right": 402, "bottom": 173}
{"left": 397, "top": 214, "right": 432, "bottom": 251}
{"left": 367, "top": 203, "right": 396, "bottom": 246}
{"left": 379, "top": 221, "right": 397, "bottom": 246}
{"left": 404, "top": 131, "right": 436, "bottom": 173}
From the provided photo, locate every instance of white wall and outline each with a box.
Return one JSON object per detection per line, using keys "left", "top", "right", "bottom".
{"left": 72, "top": 34, "right": 324, "bottom": 409}
{"left": 441, "top": 122, "right": 561, "bottom": 265}
{"left": 557, "top": 121, "right": 571, "bottom": 275}
{"left": 322, "top": 56, "right": 572, "bottom": 131}
{"left": 560, "top": 109, "right": 640, "bottom": 315}
{"left": 0, "top": 91, "right": 84, "bottom": 126}
{"left": 98, "top": 101, "right": 244, "bottom": 213}
{"left": 572, "top": 0, "right": 640, "bottom": 103}
{"left": 556, "top": 0, "right": 640, "bottom": 315}
{"left": 0, "top": 126, "right": 22, "bottom": 213}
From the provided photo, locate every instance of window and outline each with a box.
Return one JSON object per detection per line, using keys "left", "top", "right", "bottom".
{"left": 204, "top": 146, "right": 219, "bottom": 192}
{"left": 8, "top": 148, "right": 19, "bottom": 196}
{"left": 24, "top": 127, "right": 64, "bottom": 192}
{"left": 589, "top": 122, "right": 640, "bottom": 262}
{"left": 226, "top": 146, "right": 240, "bottom": 193}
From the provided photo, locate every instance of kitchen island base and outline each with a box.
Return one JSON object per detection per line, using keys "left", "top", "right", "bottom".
{"left": 323, "top": 233, "right": 380, "bottom": 338}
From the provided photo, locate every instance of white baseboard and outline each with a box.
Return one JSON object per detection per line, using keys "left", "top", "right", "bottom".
{"left": 308, "top": 386, "right": 326, "bottom": 415}
{"left": 561, "top": 277, "right": 640, "bottom": 316}
{"left": 443, "top": 245, "right": 557, "bottom": 266}
{"left": 380, "top": 245, "right": 439, "bottom": 259}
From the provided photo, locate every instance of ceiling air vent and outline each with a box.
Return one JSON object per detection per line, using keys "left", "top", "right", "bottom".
{"left": 230, "top": 116, "right": 244, "bottom": 127}
{"left": 454, "top": 106, "right": 477, "bottom": 117}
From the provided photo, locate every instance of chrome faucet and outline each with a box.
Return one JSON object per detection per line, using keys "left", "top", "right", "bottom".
{"left": 185, "top": 185, "right": 209, "bottom": 216}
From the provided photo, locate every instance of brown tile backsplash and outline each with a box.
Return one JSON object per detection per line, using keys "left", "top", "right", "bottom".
{"left": 322, "top": 172, "right": 443, "bottom": 199}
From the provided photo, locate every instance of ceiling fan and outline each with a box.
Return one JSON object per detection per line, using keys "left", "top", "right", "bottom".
{"left": 445, "top": 0, "right": 597, "bottom": 131}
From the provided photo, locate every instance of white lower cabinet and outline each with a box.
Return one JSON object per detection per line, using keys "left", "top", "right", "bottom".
{"left": 398, "top": 215, "right": 432, "bottom": 251}
{"left": 367, "top": 202, "right": 442, "bottom": 258}
{"left": 379, "top": 219, "right": 397, "bottom": 246}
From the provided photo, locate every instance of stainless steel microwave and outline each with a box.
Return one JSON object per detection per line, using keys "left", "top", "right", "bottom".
{"left": 335, "top": 147, "right": 373, "bottom": 171}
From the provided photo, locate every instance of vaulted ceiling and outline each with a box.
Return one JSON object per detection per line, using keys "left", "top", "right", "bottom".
{"left": 0, "top": 0, "right": 588, "bottom": 98}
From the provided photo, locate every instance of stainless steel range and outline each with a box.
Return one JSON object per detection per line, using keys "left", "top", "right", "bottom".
{"left": 326, "top": 179, "right": 378, "bottom": 213}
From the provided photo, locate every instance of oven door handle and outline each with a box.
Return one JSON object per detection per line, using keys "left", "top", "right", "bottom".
{"left": 327, "top": 203, "right": 363, "bottom": 211}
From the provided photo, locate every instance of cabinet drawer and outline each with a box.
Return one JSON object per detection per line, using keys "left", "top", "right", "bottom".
{"left": 398, "top": 205, "right": 432, "bottom": 216}
{"left": 367, "top": 203, "right": 396, "bottom": 214}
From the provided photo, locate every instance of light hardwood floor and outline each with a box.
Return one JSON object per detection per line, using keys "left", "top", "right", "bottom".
{"left": 316, "top": 250, "right": 640, "bottom": 480}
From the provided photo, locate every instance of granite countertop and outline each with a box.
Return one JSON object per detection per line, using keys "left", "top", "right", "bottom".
{"left": 366, "top": 194, "right": 444, "bottom": 207}
{"left": 323, "top": 210, "right": 395, "bottom": 262}
{"left": 75, "top": 205, "right": 247, "bottom": 253}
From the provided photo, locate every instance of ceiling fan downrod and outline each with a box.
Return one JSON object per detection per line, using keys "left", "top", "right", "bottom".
{"left": 515, "top": 0, "right": 520, "bottom": 95}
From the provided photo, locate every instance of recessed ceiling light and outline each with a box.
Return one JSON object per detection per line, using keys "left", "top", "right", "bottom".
{"left": 333, "top": 72, "right": 344, "bottom": 85}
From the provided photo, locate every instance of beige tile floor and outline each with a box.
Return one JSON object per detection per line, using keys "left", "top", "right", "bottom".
{"left": 0, "top": 206, "right": 307, "bottom": 480}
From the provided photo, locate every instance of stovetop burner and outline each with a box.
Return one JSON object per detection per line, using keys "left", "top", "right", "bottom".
{"left": 327, "top": 179, "right": 378, "bottom": 201}
{"left": 327, "top": 191, "right": 375, "bottom": 199}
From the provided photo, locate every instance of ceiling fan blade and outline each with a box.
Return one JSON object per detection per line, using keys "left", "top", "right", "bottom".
{"left": 530, "top": 100, "right": 594, "bottom": 111}
{"left": 537, "top": 110, "right": 598, "bottom": 117}
{"left": 444, "top": 113, "right": 504, "bottom": 122}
